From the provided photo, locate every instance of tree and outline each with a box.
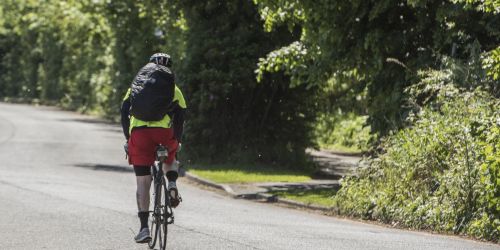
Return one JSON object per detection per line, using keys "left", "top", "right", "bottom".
{"left": 176, "top": 0, "right": 317, "bottom": 164}
{"left": 254, "top": 0, "right": 499, "bottom": 134}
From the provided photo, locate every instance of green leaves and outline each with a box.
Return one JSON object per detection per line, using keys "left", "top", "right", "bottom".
{"left": 255, "top": 41, "right": 308, "bottom": 85}
{"left": 253, "top": 0, "right": 500, "bottom": 134}
{"left": 482, "top": 46, "right": 500, "bottom": 80}
{"left": 334, "top": 75, "right": 500, "bottom": 242}
{"left": 452, "top": 0, "right": 500, "bottom": 14}
{"left": 314, "top": 112, "right": 372, "bottom": 152}
{"left": 253, "top": 0, "right": 305, "bottom": 32}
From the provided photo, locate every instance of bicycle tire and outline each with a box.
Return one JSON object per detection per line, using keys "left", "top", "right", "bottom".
{"left": 158, "top": 178, "right": 168, "bottom": 250}
{"left": 148, "top": 179, "right": 162, "bottom": 249}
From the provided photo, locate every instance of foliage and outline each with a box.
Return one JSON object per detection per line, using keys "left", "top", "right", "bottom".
{"left": 483, "top": 46, "right": 500, "bottom": 81}
{"left": 0, "top": 0, "right": 184, "bottom": 115}
{"left": 253, "top": 0, "right": 500, "bottom": 134}
{"left": 0, "top": 0, "right": 115, "bottom": 113}
{"left": 333, "top": 68, "right": 500, "bottom": 241}
{"left": 315, "top": 112, "right": 372, "bottom": 153}
{"left": 255, "top": 41, "right": 308, "bottom": 86}
{"left": 453, "top": 0, "right": 500, "bottom": 14}
{"left": 176, "top": 0, "right": 318, "bottom": 165}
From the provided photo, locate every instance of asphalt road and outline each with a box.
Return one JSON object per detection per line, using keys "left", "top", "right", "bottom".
{"left": 0, "top": 102, "right": 498, "bottom": 250}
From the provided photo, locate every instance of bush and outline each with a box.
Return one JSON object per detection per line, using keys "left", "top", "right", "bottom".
{"left": 334, "top": 76, "right": 499, "bottom": 241}
{"left": 315, "top": 112, "right": 372, "bottom": 153}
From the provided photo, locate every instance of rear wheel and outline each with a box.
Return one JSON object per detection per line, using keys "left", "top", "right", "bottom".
{"left": 157, "top": 177, "right": 169, "bottom": 250}
{"left": 149, "top": 175, "right": 169, "bottom": 250}
{"left": 148, "top": 179, "right": 162, "bottom": 249}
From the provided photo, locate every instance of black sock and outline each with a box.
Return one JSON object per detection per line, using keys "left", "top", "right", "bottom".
{"left": 138, "top": 211, "right": 149, "bottom": 230}
{"left": 166, "top": 170, "right": 178, "bottom": 182}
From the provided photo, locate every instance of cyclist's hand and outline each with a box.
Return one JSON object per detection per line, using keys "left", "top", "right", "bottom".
{"left": 176, "top": 143, "right": 182, "bottom": 153}
{"left": 124, "top": 141, "right": 129, "bottom": 155}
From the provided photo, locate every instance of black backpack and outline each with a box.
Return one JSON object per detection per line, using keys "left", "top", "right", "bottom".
{"left": 130, "top": 63, "right": 175, "bottom": 121}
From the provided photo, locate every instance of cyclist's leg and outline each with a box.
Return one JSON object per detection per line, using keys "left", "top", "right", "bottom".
{"left": 154, "top": 128, "right": 181, "bottom": 207}
{"left": 129, "top": 129, "right": 156, "bottom": 242}
{"left": 163, "top": 162, "right": 181, "bottom": 207}
{"left": 162, "top": 129, "right": 179, "bottom": 181}
{"left": 134, "top": 166, "right": 152, "bottom": 224}
{"left": 133, "top": 166, "right": 152, "bottom": 242}
{"left": 162, "top": 157, "right": 178, "bottom": 182}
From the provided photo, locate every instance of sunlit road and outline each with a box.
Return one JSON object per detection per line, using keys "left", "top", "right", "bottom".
{"left": 0, "top": 102, "right": 498, "bottom": 250}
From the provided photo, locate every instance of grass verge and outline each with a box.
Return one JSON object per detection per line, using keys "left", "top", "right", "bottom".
{"left": 187, "top": 164, "right": 312, "bottom": 183}
{"left": 269, "top": 188, "right": 338, "bottom": 207}
{"left": 318, "top": 144, "right": 363, "bottom": 154}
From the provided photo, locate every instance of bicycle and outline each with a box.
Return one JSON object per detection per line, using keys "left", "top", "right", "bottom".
{"left": 148, "top": 145, "right": 175, "bottom": 250}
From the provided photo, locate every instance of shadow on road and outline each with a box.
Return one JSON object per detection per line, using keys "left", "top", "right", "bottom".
{"left": 307, "top": 149, "right": 361, "bottom": 180}
{"left": 73, "top": 163, "right": 133, "bottom": 173}
{"left": 58, "top": 117, "right": 123, "bottom": 134}
{"left": 232, "top": 182, "right": 340, "bottom": 200}
{"left": 58, "top": 118, "right": 116, "bottom": 125}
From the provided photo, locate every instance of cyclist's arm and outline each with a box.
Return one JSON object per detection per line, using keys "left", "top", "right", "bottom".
{"left": 172, "top": 85, "right": 187, "bottom": 143}
{"left": 121, "top": 89, "right": 131, "bottom": 140}
{"left": 172, "top": 106, "right": 185, "bottom": 143}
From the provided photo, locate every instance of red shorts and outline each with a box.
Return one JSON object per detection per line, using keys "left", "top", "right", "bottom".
{"left": 128, "top": 128, "right": 178, "bottom": 166}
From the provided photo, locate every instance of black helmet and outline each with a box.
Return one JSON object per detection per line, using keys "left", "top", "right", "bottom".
{"left": 149, "top": 53, "right": 172, "bottom": 67}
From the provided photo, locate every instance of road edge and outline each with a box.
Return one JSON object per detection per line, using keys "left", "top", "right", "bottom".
{"left": 185, "top": 172, "right": 237, "bottom": 196}
{"left": 184, "top": 171, "right": 333, "bottom": 212}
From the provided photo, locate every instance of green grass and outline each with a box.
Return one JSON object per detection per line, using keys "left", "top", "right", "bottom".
{"left": 187, "top": 164, "right": 312, "bottom": 183}
{"left": 269, "top": 188, "right": 338, "bottom": 207}
{"left": 318, "top": 143, "right": 363, "bottom": 154}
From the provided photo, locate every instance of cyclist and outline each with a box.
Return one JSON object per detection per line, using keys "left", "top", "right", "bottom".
{"left": 120, "top": 53, "right": 186, "bottom": 243}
